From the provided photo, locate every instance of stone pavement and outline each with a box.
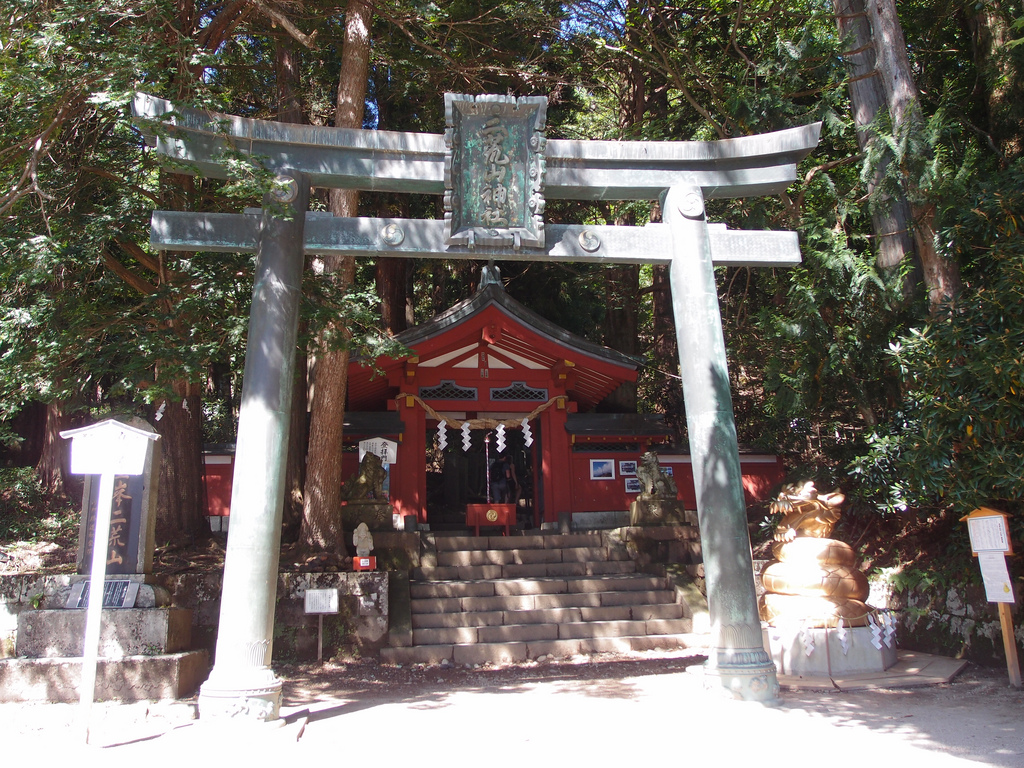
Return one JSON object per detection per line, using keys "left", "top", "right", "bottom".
{"left": 777, "top": 649, "right": 970, "bottom": 692}
{"left": 1, "top": 650, "right": 1020, "bottom": 765}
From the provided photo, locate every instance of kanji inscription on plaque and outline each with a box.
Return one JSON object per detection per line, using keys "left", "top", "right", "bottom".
{"left": 443, "top": 93, "right": 547, "bottom": 249}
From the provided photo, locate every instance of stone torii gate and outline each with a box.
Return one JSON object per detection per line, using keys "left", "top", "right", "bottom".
{"left": 133, "top": 92, "right": 820, "bottom": 717}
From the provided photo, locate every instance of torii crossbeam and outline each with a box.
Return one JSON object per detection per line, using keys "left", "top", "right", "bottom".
{"left": 133, "top": 92, "right": 820, "bottom": 717}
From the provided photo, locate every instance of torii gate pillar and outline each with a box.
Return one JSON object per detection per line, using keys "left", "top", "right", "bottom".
{"left": 198, "top": 171, "right": 311, "bottom": 720}
{"left": 665, "top": 185, "right": 780, "bottom": 703}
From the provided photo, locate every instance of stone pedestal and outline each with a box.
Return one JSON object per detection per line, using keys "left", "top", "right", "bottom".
{"left": 0, "top": 652, "right": 208, "bottom": 702}
{"left": 2, "top": 600, "right": 206, "bottom": 703}
{"left": 341, "top": 500, "right": 395, "bottom": 532}
{"left": 16, "top": 608, "right": 192, "bottom": 658}
{"left": 763, "top": 625, "right": 897, "bottom": 677}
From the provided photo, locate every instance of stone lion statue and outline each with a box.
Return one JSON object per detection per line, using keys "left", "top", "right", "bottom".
{"left": 341, "top": 452, "right": 387, "bottom": 500}
{"left": 636, "top": 450, "right": 677, "bottom": 499}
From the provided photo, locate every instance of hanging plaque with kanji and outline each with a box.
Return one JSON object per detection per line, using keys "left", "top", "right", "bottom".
{"left": 443, "top": 93, "right": 547, "bottom": 249}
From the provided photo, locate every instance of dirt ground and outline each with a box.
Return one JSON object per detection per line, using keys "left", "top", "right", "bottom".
{"left": 2, "top": 648, "right": 1021, "bottom": 764}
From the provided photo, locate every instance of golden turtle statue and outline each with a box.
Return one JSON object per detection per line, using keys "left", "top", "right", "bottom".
{"left": 759, "top": 481, "right": 875, "bottom": 628}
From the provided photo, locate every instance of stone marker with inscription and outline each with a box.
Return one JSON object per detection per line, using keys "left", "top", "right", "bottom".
{"left": 9, "top": 419, "right": 206, "bottom": 712}
{"left": 71, "top": 417, "right": 164, "bottom": 608}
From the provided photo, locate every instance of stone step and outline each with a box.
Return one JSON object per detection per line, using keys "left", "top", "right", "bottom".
{"left": 396, "top": 530, "right": 700, "bottom": 667}
{"left": 410, "top": 573, "right": 664, "bottom": 600}
{"left": 411, "top": 573, "right": 667, "bottom": 600}
{"left": 436, "top": 547, "right": 631, "bottom": 568}
{"left": 411, "top": 588, "right": 677, "bottom": 615}
{"left": 411, "top": 559, "right": 635, "bottom": 581}
{"left": 411, "top": 602, "right": 685, "bottom": 629}
{"left": 380, "top": 632, "right": 709, "bottom": 666}
{"left": 432, "top": 534, "right": 604, "bottom": 553}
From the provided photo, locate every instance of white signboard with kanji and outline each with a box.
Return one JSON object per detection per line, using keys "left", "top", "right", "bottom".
{"left": 359, "top": 437, "right": 398, "bottom": 465}
{"left": 968, "top": 515, "right": 1011, "bottom": 553}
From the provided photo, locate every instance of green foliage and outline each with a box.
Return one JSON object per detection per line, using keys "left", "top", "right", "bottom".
{"left": 1, "top": 0, "right": 1023, "bottom": 563}
{"left": 0, "top": 468, "right": 78, "bottom": 543}
{"left": 857, "top": 165, "right": 1024, "bottom": 518}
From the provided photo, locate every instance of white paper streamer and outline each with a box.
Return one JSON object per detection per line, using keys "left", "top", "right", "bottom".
{"left": 461, "top": 422, "right": 472, "bottom": 451}
{"left": 836, "top": 617, "right": 850, "bottom": 655}
{"left": 521, "top": 418, "right": 533, "bottom": 447}
{"left": 883, "top": 611, "right": 896, "bottom": 648}
{"left": 436, "top": 421, "right": 448, "bottom": 450}
{"left": 869, "top": 613, "right": 884, "bottom": 650}
{"left": 495, "top": 423, "right": 506, "bottom": 453}
{"left": 801, "top": 624, "right": 815, "bottom": 657}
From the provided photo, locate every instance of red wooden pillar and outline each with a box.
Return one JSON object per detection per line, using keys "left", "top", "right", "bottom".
{"left": 539, "top": 398, "right": 572, "bottom": 524}
{"left": 392, "top": 395, "right": 427, "bottom": 522}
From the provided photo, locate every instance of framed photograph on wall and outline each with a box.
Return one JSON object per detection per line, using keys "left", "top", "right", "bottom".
{"left": 624, "top": 477, "right": 642, "bottom": 494}
{"left": 619, "top": 460, "right": 637, "bottom": 477}
{"left": 589, "top": 459, "right": 615, "bottom": 480}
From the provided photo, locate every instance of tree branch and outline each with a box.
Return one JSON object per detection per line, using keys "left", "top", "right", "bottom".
{"left": 114, "top": 238, "right": 169, "bottom": 278}
{"left": 102, "top": 248, "right": 157, "bottom": 295}
{"left": 82, "top": 167, "right": 161, "bottom": 204}
{"left": 249, "top": 0, "right": 318, "bottom": 49}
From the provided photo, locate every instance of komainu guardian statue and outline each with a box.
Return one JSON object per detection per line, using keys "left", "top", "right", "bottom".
{"left": 629, "top": 451, "right": 687, "bottom": 526}
{"left": 341, "top": 452, "right": 387, "bottom": 500}
{"left": 338, "top": 452, "right": 393, "bottom": 531}
{"left": 759, "top": 481, "right": 874, "bottom": 627}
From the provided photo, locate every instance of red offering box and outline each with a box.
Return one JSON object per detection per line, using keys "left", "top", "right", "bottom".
{"left": 465, "top": 503, "right": 516, "bottom": 536}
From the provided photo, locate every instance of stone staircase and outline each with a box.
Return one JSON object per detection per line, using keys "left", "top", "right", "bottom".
{"left": 382, "top": 532, "right": 706, "bottom": 666}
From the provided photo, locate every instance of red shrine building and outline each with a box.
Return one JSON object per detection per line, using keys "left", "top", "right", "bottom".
{"left": 338, "top": 266, "right": 783, "bottom": 531}
{"left": 204, "top": 267, "right": 783, "bottom": 530}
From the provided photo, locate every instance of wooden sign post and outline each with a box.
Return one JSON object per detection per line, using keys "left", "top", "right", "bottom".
{"left": 60, "top": 420, "right": 161, "bottom": 743}
{"left": 304, "top": 589, "right": 339, "bottom": 663}
{"left": 962, "top": 507, "right": 1021, "bottom": 688}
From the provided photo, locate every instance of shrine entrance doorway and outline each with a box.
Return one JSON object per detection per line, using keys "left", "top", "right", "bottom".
{"left": 426, "top": 425, "right": 536, "bottom": 532}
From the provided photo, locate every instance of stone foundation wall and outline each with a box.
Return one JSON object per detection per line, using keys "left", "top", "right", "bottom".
{"left": 0, "top": 570, "right": 389, "bottom": 664}
{"left": 870, "top": 576, "right": 1024, "bottom": 667}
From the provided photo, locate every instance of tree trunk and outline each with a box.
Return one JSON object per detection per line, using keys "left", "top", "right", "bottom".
{"left": 833, "top": 0, "right": 916, "bottom": 277}
{"left": 868, "top": 0, "right": 962, "bottom": 309}
{"left": 602, "top": 264, "right": 639, "bottom": 412}
{"left": 376, "top": 258, "right": 412, "bottom": 334}
{"left": 300, "top": 0, "right": 371, "bottom": 554}
{"left": 964, "top": 1, "right": 1023, "bottom": 161}
{"left": 154, "top": 382, "right": 208, "bottom": 544}
{"left": 601, "top": 33, "right": 646, "bottom": 413}
{"left": 35, "top": 400, "right": 78, "bottom": 498}
{"left": 3, "top": 400, "right": 47, "bottom": 469}
{"left": 650, "top": 264, "right": 685, "bottom": 444}
{"left": 276, "top": 35, "right": 308, "bottom": 540}
{"left": 430, "top": 260, "right": 449, "bottom": 316}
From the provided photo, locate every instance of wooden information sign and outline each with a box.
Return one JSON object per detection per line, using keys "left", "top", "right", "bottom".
{"left": 962, "top": 507, "right": 1020, "bottom": 687}
{"left": 304, "top": 588, "right": 339, "bottom": 662}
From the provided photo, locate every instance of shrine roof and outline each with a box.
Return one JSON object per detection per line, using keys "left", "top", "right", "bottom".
{"left": 398, "top": 282, "right": 638, "bottom": 368}
{"left": 564, "top": 413, "right": 672, "bottom": 438}
{"left": 348, "top": 271, "right": 641, "bottom": 412}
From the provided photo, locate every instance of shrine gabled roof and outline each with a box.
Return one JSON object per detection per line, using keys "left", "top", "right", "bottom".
{"left": 347, "top": 276, "right": 640, "bottom": 412}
